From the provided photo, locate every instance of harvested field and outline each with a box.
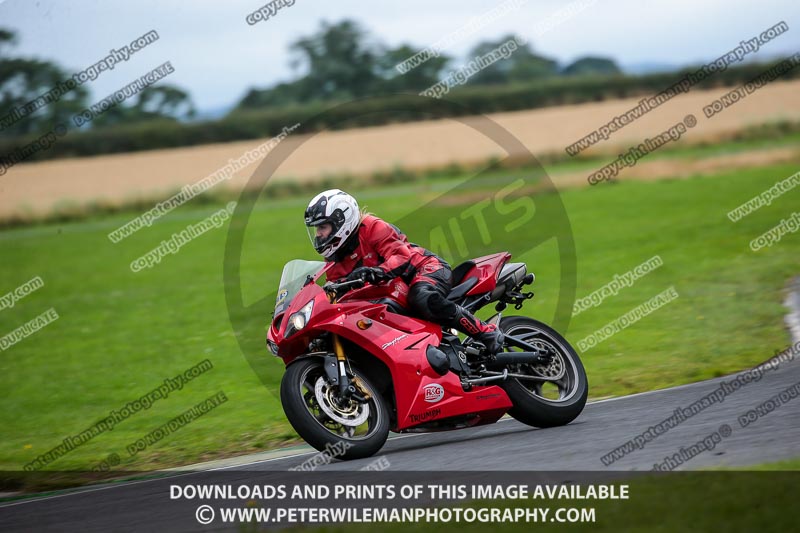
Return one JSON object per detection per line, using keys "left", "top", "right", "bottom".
{"left": 1, "top": 79, "right": 799, "bottom": 218}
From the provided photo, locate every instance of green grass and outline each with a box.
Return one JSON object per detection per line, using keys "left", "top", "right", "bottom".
{"left": 713, "top": 456, "right": 800, "bottom": 471}
{"left": 1, "top": 159, "right": 798, "bottom": 477}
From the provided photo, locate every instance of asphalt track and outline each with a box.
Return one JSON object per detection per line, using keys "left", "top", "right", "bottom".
{"left": 2, "top": 285, "right": 799, "bottom": 531}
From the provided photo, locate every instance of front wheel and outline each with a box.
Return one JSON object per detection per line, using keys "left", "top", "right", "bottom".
{"left": 497, "top": 316, "right": 588, "bottom": 428}
{"left": 280, "top": 357, "right": 390, "bottom": 460}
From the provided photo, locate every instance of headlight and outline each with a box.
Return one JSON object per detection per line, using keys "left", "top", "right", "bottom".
{"left": 291, "top": 313, "right": 306, "bottom": 330}
{"left": 284, "top": 299, "right": 314, "bottom": 338}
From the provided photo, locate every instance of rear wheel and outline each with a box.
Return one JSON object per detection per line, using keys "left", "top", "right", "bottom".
{"left": 280, "top": 357, "right": 390, "bottom": 460}
{"left": 497, "top": 316, "right": 588, "bottom": 427}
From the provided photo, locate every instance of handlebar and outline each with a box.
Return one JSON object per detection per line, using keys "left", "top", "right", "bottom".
{"left": 323, "top": 278, "right": 366, "bottom": 294}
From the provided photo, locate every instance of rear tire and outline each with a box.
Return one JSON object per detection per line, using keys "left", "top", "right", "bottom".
{"left": 497, "top": 316, "right": 588, "bottom": 428}
{"left": 280, "top": 357, "right": 390, "bottom": 460}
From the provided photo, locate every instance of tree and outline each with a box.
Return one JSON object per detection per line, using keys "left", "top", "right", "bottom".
{"left": 236, "top": 78, "right": 317, "bottom": 109}
{"left": 91, "top": 85, "right": 196, "bottom": 128}
{"left": 562, "top": 56, "right": 622, "bottom": 76}
{"left": 289, "top": 19, "right": 380, "bottom": 99}
{"left": 0, "top": 28, "right": 89, "bottom": 137}
{"left": 0, "top": 28, "right": 16, "bottom": 51}
{"left": 235, "top": 20, "right": 454, "bottom": 111}
{"left": 1, "top": 28, "right": 196, "bottom": 136}
{"left": 374, "top": 44, "right": 451, "bottom": 93}
{"left": 463, "top": 35, "right": 558, "bottom": 86}
{"left": 135, "top": 85, "right": 195, "bottom": 120}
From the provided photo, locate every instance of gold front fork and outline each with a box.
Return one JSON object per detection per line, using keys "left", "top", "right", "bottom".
{"left": 332, "top": 333, "right": 346, "bottom": 362}
{"left": 332, "top": 334, "right": 370, "bottom": 399}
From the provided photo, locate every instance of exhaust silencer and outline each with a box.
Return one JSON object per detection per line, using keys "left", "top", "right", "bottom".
{"left": 487, "top": 351, "right": 548, "bottom": 367}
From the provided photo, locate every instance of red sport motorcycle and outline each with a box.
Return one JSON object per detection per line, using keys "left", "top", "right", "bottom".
{"left": 267, "top": 252, "right": 588, "bottom": 459}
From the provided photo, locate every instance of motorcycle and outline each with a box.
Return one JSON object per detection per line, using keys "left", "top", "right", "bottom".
{"left": 267, "top": 252, "right": 588, "bottom": 460}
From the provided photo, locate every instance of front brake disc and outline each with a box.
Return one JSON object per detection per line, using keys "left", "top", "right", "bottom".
{"left": 314, "top": 376, "right": 370, "bottom": 426}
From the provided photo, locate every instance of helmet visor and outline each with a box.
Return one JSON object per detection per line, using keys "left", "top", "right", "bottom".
{"left": 306, "top": 221, "right": 338, "bottom": 255}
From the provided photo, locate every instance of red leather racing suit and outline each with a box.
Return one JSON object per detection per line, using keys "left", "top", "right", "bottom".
{"left": 325, "top": 215, "right": 499, "bottom": 344}
{"left": 326, "top": 215, "right": 447, "bottom": 287}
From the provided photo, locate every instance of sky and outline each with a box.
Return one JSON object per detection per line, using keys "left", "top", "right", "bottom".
{"left": 1, "top": 0, "right": 798, "bottom": 114}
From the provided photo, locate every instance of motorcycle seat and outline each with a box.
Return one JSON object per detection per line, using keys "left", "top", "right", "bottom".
{"left": 450, "top": 260, "right": 475, "bottom": 286}
{"left": 446, "top": 276, "right": 478, "bottom": 302}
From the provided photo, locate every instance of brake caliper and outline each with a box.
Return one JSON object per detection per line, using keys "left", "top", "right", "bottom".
{"left": 351, "top": 376, "right": 372, "bottom": 401}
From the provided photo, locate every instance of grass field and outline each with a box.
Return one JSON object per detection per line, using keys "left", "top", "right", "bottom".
{"left": 1, "top": 157, "right": 798, "bottom": 474}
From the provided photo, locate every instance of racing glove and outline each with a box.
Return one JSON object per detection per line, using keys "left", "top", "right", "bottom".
{"left": 346, "top": 266, "right": 390, "bottom": 284}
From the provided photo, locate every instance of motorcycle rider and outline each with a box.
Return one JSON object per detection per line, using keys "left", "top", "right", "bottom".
{"left": 304, "top": 189, "right": 504, "bottom": 353}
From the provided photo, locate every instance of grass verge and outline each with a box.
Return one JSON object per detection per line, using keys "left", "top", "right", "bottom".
{"left": 0, "top": 159, "right": 797, "bottom": 478}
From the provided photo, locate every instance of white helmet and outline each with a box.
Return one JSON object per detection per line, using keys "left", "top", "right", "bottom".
{"left": 304, "top": 189, "right": 360, "bottom": 259}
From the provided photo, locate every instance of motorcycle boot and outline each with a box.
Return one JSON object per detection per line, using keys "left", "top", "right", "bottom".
{"left": 447, "top": 306, "right": 505, "bottom": 354}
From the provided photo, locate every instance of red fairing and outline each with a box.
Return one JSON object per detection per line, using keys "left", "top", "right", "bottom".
{"left": 266, "top": 258, "right": 514, "bottom": 432}
{"left": 460, "top": 252, "right": 512, "bottom": 296}
{"left": 338, "top": 277, "right": 409, "bottom": 308}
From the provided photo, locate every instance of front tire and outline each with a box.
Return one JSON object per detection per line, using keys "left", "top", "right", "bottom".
{"left": 497, "top": 316, "right": 588, "bottom": 428}
{"left": 280, "top": 357, "right": 390, "bottom": 460}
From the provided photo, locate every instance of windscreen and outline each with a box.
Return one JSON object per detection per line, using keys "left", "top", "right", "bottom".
{"left": 274, "top": 259, "right": 325, "bottom": 315}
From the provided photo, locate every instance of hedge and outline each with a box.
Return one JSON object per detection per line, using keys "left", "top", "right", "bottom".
{"left": 1, "top": 58, "right": 797, "bottom": 162}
